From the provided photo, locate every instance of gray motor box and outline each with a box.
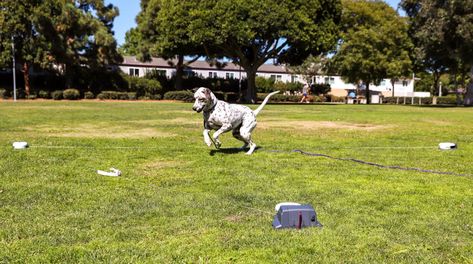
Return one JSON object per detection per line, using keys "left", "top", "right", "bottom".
{"left": 272, "top": 204, "right": 322, "bottom": 229}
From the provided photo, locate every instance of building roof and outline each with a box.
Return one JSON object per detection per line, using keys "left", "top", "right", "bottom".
{"left": 121, "top": 56, "right": 290, "bottom": 74}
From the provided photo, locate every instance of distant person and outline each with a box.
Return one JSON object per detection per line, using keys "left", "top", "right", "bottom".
{"left": 300, "top": 83, "right": 310, "bottom": 103}
{"left": 348, "top": 91, "right": 356, "bottom": 98}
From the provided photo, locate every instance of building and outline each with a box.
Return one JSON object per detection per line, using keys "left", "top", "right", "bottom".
{"left": 118, "top": 56, "right": 417, "bottom": 98}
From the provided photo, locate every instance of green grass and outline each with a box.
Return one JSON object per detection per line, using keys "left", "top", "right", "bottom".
{"left": 0, "top": 101, "right": 472, "bottom": 263}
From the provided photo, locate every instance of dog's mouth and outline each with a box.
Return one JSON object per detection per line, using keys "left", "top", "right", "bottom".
{"left": 193, "top": 107, "right": 203, "bottom": 113}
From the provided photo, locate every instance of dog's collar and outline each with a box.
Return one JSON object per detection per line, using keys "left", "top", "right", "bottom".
{"left": 204, "top": 101, "right": 217, "bottom": 113}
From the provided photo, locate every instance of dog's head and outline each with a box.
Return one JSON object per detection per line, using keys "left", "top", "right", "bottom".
{"left": 192, "top": 87, "right": 217, "bottom": 113}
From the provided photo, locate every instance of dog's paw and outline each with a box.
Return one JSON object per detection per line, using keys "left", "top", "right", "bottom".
{"left": 214, "top": 141, "right": 221, "bottom": 149}
{"left": 205, "top": 139, "right": 212, "bottom": 147}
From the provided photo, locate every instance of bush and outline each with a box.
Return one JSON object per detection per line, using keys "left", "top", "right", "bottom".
{"left": 97, "top": 91, "right": 142, "bottom": 100}
{"left": 84, "top": 91, "right": 95, "bottom": 99}
{"left": 311, "top": 83, "right": 331, "bottom": 95}
{"left": 97, "top": 91, "right": 118, "bottom": 100}
{"left": 329, "top": 95, "right": 346, "bottom": 103}
{"left": 127, "top": 92, "right": 137, "bottom": 100}
{"left": 256, "top": 76, "right": 275, "bottom": 93}
{"left": 0, "top": 89, "right": 8, "bottom": 99}
{"left": 437, "top": 95, "right": 460, "bottom": 105}
{"left": 163, "top": 91, "right": 194, "bottom": 102}
{"left": 38, "top": 90, "right": 50, "bottom": 99}
{"left": 285, "top": 82, "right": 304, "bottom": 94}
{"left": 256, "top": 78, "right": 305, "bottom": 94}
{"left": 26, "top": 94, "right": 37, "bottom": 100}
{"left": 52, "top": 90, "right": 63, "bottom": 100}
{"left": 63, "top": 89, "right": 81, "bottom": 100}
{"left": 257, "top": 93, "right": 300, "bottom": 102}
{"left": 127, "top": 76, "right": 162, "bottom": 98}
{"left": 311, "top": 95, "right": 327, "bottom": 103}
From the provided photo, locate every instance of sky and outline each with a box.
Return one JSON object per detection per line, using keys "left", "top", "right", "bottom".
{"left": 107, "top": 0, "right": 402, "bottom": 47}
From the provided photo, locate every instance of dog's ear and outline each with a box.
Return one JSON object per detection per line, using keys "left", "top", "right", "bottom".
{"left": 192, "top": 87, "right": 199, "bottom": 93}
{"left": 203, "top": 88, "right": 211, "bottom": 99}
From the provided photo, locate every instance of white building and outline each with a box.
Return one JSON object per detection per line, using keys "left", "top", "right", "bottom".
{"left": 119, "top": 56, "right": 417, "bottom": 98}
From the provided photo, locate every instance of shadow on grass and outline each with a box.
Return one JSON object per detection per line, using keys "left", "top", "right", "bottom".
{"left": 209, "top": 146, "right": 262, "bottom": 156}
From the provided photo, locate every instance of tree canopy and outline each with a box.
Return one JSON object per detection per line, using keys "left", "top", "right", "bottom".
{"left": 0, "top": 0, "right": 49, "bottom": 95}
{"left": 119, "top": 28, "right": 142, "bottom": 56}
{"left": 0, "top": 0, "right": 122, "bottom": 93}
{"left": 135, "top": 0, "right": 206, "bottom": 90}
{"left": 401, "top": 0, "right": 473, "bottom": 105}
{"left": 329, "top": 0, "right": 412, "bottom": 103}
{"left": 187, "top": 0, "right": 342, "bottom": 102}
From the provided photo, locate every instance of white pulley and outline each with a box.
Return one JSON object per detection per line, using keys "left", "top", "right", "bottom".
{"left": 439, "top": 142, "right": 457, "bottom": 150}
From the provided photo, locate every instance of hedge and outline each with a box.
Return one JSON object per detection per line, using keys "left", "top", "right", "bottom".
{"left": 38, "top": 90, "right": 50, "bottom": 99}
{"left": 63, "top": 89, "right": 81, "bottom": 100}
{"left": 84, "top": 91, "right": 95, "bottom": 99}
{"left": 97, "top": 91, "right": 141, "bottom": 100}
{"left": 52, "top": 90, "right": 63, "bottom": 100}
{"left": 163, "top": 91, "right": 194, "bottom": 102}
{"left": 257, "top": 93, "right": 330, "bottom": 103}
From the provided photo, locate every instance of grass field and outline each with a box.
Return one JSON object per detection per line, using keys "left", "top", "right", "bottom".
{"left": 1, "top": 100, "right": 472, "bottom": 263}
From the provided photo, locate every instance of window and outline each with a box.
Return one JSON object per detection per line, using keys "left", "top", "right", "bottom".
{"left": 324, "top": 77, "right": 335, "bottom": 85}
{"left": 184, "top": 69, "right": 196, "bottom": 77}
{"left": 147, "top": 69, "right": 166, "bottom": 77}
{"left": 209, "top": 72, "right": 217, "bottom": 78}
{"left": 129, "top": 68, "right": 139, "bottom": 76}
{"left": 226, "top": 73, "right": 234, "bottom": 79}
{"left": 402, "top": 80, "right": 408, "bottom": 86}
{"left": 291, "top": 75, "right": 298, "bottom": 83}
{"left": 270, "top": 75, "right": 282, "bottom": 82}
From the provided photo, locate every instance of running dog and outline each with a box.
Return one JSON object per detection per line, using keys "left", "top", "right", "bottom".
{"left": 192, "top": 87, "right": 279, "bottom": 155}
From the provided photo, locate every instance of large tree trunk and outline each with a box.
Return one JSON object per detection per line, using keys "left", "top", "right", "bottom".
{"left": 391, "top": 79, "right": 395, "bottom": 97}
{"left": 432, "top": 70, "right": 441, "bottom": 96}
{"left": 244, "top": 68, "right": 257, "bottom": 103}
{"left": 64, "top": 64, "right": 73, "bottom": 89}
{"left": 175, "top": 55, "right": 185, "bottom": 90}
{"left": 463, "top": 65, "right": 473, "bottom": 106}
{"left": 22, "top": 62, "right": 31, "bottom": 97}
{"left": 365, "top": 81, "right": 371, "bottom": 104}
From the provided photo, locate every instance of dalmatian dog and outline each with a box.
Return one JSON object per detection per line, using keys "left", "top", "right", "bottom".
{"left": 192, "top": 87, "right": 279, "bottom": 155}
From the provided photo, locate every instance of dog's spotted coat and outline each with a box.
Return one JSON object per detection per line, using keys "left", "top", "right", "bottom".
{"left": 192, "top": 87, "right": 279, "bottom": 155}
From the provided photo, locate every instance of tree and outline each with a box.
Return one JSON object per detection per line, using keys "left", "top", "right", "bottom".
{"left": 119, "top": 27, "right": 142, "bottom": 56}
{"left": 287, "top": 55, "right": 327, "bottom": 84}
{"left": 0, "top": 0, "right": 49, "bottom": 96}
{"left": 329, "top": 0, "right": 412, "bottom": 103}
{"left": 186, "top": 0, "right": 341, "bottom": 102}
{"left": 35, "top": 0, "right": 122, "bottom": 88}
{"left": 401, "top": 0, "right": 473, "bottom": 105}
{"left": 0, "top": 0, "right": 122, "bottom": 93}
{"left": 136, "top": 0, "right": 205, "bottom": 90}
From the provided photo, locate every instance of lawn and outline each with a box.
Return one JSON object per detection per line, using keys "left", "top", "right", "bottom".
{"left": 0, "top": 101, "right": 472, "bottom": 263}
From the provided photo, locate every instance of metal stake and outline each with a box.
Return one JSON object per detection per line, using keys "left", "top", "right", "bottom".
{"left": 12, "top": 36, "right": 16, "bottom": 102}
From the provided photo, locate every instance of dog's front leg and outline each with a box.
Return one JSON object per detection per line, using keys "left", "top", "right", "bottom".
{"left": 203, "top": 129, "right": 212, "bottom": 147}
{"left": 212, "top": 124, "right": 232, "bottom": 149}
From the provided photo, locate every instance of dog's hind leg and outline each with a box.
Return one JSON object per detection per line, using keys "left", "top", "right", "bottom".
{"left": 232, "top": 126, "right": 248, "bottom": 150}
{"left": 239, "top": 119, "right": 257, "bottom": 155}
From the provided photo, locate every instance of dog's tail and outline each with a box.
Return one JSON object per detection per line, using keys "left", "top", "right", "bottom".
{"left": 253, "top": 91, "right": 279, "bottom": 116}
